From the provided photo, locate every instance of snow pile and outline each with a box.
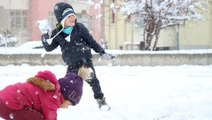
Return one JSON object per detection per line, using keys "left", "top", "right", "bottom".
{"left": 0, "top": 65, "right": 212, "bottom": 120}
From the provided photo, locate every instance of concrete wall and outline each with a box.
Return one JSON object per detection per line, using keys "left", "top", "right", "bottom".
{"left": 0, "top": 53, "right": 211, "bottom": 66}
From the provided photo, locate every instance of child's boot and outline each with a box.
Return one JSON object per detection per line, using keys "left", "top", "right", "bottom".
{"left": 96, "top": 97, "right": 111, "bottom": 111}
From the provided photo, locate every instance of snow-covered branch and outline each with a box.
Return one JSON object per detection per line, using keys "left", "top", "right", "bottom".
{"left": 121, "top": 0, "right": 209, "bottom": 50}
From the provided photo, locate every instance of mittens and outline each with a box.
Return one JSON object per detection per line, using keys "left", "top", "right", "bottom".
{"left": 41, "top": 34, "right": 52, "bottom": 44}
{"left": 101, "top": 52, "right": 116, "bottom": 59}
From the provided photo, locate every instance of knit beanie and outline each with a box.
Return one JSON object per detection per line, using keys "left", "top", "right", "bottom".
{"left": 58, "top": 72, "right": 83, "bottom": 106}
{"left": 54, "top": 2, "right": 77, "bottom": 28}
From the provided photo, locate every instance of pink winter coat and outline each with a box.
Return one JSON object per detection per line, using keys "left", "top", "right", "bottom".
{"left": 0, "top": 75, "right": 64, "bottom": 120}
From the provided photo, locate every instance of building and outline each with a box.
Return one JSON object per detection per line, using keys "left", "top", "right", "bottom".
{"left": 103, "top": 0, "right": 212, "bottom": 50}
{"left": 0, "top": 0, "right": 211, "bottom": 50}
{"left": 0, "top": 0, "right": 99, "bottom": 46}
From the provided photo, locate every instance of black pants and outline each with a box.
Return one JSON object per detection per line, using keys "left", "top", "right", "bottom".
{"left": 67, "top": 60, "right": 104, "bottom": 99}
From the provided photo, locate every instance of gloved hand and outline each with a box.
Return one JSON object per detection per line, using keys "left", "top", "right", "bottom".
{"left": 41, "top": 34, "right": 53, "bottom": 44}
{"left": 41, "top": 33, "right": 49, "bottom": 40}
{"left": 37, "top": 19, "right": 51, "bottom": 34}
{"left": 101, "top": 52, "right": 116, "bottom": 59}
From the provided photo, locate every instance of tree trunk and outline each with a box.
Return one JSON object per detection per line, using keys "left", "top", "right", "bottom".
{"left": 143, "top": 19, "right": 155, "bottom": 50}
{"left": 152, "top": 28, "right": 160, "bottom": 51}
{"left": 153, "top": 20, "right": 162, "bottom": 50}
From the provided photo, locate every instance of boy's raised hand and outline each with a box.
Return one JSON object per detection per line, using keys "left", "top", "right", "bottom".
{"left": 41, "top": 34, "right": 53, "bottom": 45}
{"left": 37, "top": 19, "right": 51, "bottom": 34}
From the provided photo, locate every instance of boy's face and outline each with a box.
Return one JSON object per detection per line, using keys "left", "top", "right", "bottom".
{"left": 64, "top": 15, "right": 76, "bottom": 28}
{"left": 59, "top": 100, "right": 72, "bottom": 108}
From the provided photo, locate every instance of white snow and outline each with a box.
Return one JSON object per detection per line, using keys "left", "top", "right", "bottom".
{"left": 37, "top": 19, "right": 51, "bottom": 34}
{"left": 0, "top": 0, "right": 211, "bottom": 119}
{"left": 0, "top": 47, "right": 212, "bottom": 119}
{"left": 0, "top": 64, "right": 212, "bottom": 120}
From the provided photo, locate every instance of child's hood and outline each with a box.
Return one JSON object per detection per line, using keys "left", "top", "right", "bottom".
{"left": 27, "top": 70, "right": 58, "bottom": 91}
{"left": 27, "top": 77, "right": 55, "bottom": 91}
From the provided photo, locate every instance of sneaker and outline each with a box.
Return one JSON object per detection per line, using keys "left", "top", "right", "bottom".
{"left": 96, "top": 97, "right": 111, "bottom": 111}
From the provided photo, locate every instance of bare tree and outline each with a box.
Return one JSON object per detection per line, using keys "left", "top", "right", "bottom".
{"left": 122, "top": 0, "right": 209, "bottom": 50}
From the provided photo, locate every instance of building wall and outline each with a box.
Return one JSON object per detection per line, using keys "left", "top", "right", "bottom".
{"left": 103, "top": 0, "right": 212, "bottom": 50}
{"left": 179, "top": 11, "right": 212, "bottom": 49}
{"left": 0, "top": 0, "right": 29, "bottom": 9}
{"left": 0, "top": 0, "right": 211, "bottom": 50}
{"left": 87, "top": 1, "right": 102, "bottom": 44}
{"left": 0, "top": 0, "right": 98, "bottom": 46}
{"left": 103, "top": 0, "right": 111, "bottom": 48}
{"left": 29, "top": 0, "right": 63, "bottom": 41}
{"left": 157, "top": 28, "right": 176, "bottom": 48}
{"left": 104, "top": 0, "right": 138, "bottom": 49}
{"left": 155, "top": 2, "right": 212, "bottom": 50}
{"left": 0, "top": 0, "right": 63, "bottom": 45}
{"left": 103, "top": 0, "right": 134, "bottom": 49}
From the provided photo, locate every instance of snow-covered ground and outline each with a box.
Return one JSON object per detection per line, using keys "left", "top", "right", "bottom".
{"left": 1, "top": 47, "right": 212, "bottom": 55}
{"left": 0, "top": 64, "right": 212, "bottom": 120}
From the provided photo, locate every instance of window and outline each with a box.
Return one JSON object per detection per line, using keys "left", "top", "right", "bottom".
{"left": 10, "top": 10, "right": 27, "bottom": 29}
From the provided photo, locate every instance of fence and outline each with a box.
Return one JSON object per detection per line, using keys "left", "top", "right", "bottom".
{"left": 0, "top": 51, "right": 212, "bottom": 66}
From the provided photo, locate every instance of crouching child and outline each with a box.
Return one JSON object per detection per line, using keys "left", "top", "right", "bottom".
{"left": 0, "top": 66, "right": 90, "bottom": 120}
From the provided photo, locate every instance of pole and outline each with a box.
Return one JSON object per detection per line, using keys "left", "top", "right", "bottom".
{"left": 176, "top": 24, "right": 179, "bottom": 50}
{"left": 131, "top": 21, "right": 134, "bottom": 50}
